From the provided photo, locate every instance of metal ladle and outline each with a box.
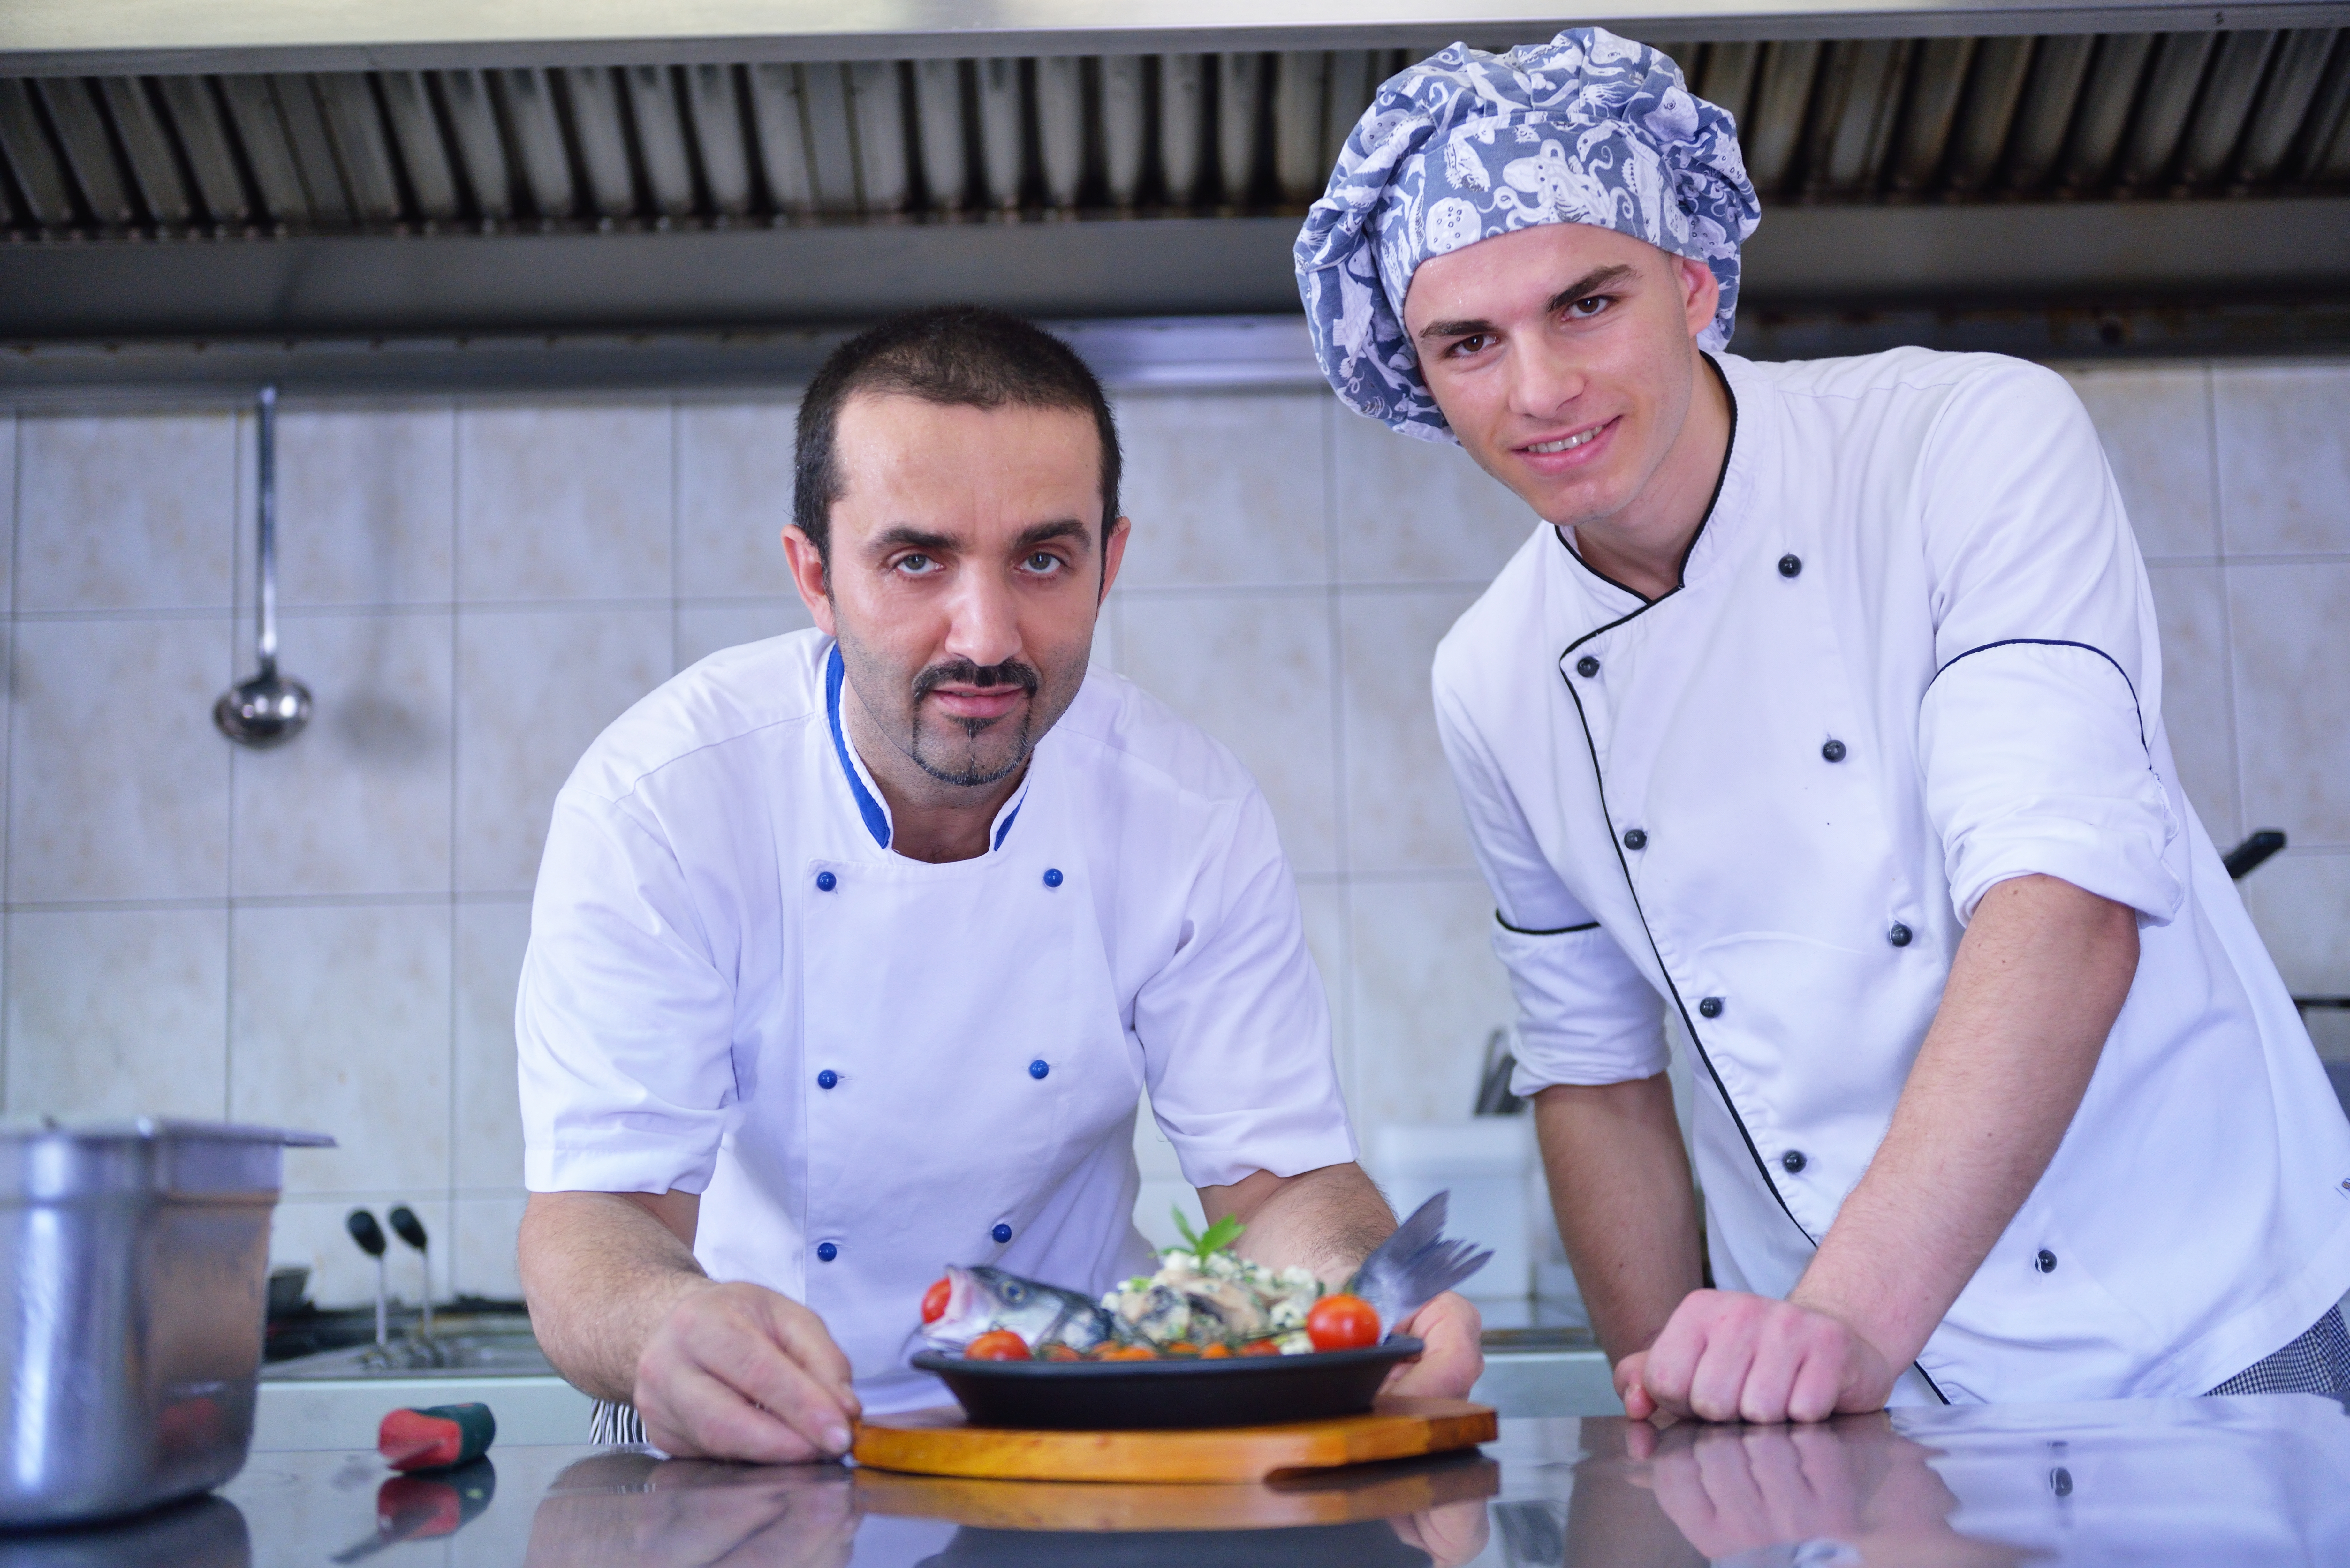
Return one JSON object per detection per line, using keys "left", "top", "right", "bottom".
{"left": 214, "top": 383, "right": 312, "bottom": 747}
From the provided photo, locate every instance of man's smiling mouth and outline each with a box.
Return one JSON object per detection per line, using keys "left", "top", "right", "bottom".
{"left": 1526, "top": 427, "right": 1603, "bottom": 455}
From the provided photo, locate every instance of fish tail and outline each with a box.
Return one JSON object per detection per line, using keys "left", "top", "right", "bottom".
{"left": 1347, "top": 1191, "right": 1493, "bottom": 1334}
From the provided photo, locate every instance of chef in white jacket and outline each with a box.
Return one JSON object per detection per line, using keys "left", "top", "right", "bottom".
{"left": 514, "top": 306, "right": 1479, "bottom": 1463}
{"left": 1295, "top": 30, "right": 2350, "bottom": 1421}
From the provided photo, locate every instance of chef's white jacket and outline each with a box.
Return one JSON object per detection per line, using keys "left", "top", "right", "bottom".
{"left": 517, "top": 631, "right": 1355, "bottom": 1412}
{"left": 1434, "top": 347, "right": 2350, "bottom": 1404}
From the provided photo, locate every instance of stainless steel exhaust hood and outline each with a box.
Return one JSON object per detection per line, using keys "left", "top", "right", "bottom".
{"left": 6, "top": 1, "right": 2346, "bottom": 70}
{"left": 2, "top": 2, "right": 2346, "bottom": 391}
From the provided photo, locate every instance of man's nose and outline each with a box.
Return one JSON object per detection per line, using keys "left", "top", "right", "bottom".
{"left": 940, "top": 565, "right": 1022, "bottom": 669}
{"left": 1509, "top": 337, "right": 1588, "bottom": 421}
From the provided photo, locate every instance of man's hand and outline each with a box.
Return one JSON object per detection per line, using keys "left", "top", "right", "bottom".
{"left": 634, "top": 1281, "right": 862, "bottom": 1462}
{"left": 1386, "top": 1497, "right": 1493, "bottom": 1568}
{"left": 1615, "top": 1289, "right": 1898, "bottom": 1424}
{"left": 1625, "top": 1412, "right": 2022, "bottom": 1567}
{"left": 1383, "top": 1291, "right": 1484, "bottom": 1398}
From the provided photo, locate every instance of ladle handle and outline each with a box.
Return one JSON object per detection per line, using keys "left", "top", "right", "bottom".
{"left": 255, "top": 383, "right": 279, "bottom": 678}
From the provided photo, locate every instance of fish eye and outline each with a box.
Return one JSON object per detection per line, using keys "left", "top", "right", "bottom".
{"left": 1002, "top": 1281, "right": 1026, "bottom": 1302}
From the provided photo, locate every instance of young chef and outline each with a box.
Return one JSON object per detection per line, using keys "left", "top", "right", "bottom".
{"left": 513, "top": 306, "right": 1479, "bottom": 1462}
{"left": 1296, "top": 30, "right": 2350, "bottom": 1422}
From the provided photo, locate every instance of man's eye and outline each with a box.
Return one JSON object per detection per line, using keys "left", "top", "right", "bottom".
{"left": 895, "top": 554, "right": 935, "bottom": 574}
{"left": 1447, "top": 333, "right": 1494, "bottom": 358}
{"left": 1024, "top": 552, "right": 1064, "bottom": 573}
{"left": 1566, "top": 296, "right": 1611, "bottom": 319}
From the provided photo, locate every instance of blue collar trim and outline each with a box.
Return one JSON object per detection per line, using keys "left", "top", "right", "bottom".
{"left": 826, "top": 644, "right": 892, "bottom": 849}
{"left": 993, "top": 800, "right": 1022, "bottom": 852}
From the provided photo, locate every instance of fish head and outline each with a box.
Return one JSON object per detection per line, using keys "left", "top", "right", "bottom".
{"left": 921, "top": 1264, "right": 1078, "bottom": 1350}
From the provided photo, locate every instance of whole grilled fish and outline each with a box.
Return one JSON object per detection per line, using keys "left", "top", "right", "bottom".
{"left": 920, "top": 1263, "right": 1128, "bottom": 1354}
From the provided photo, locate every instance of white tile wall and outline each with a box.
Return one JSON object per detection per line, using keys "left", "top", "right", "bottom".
{"left": 455, "top": 401, "right": 674, "bottom": 604}
{"left": 229, "top": 611, "right": 454, "bottom": 898}
{"left": 1117, "top": 588, "right": 1341, "bottom": 875}
{"left": 452, "top": 606, "right": 672, "bottom": 893}
{"left": 0, "top": 395, "right": 801, "bottom": 1304}
{"left": 17, "top": 411, "right": 237, "bottom": 612}
{"left": 9, "top": 616, "right": 236, "bottom": 901}
{"left": 2, "top": 360, "right": 2345, "bottom": 1308}
{"left": 256, "top": 402, "right": 456, "bottom": 609}
{"left": 675, "top": 399, "right": 799, "bottom": 600}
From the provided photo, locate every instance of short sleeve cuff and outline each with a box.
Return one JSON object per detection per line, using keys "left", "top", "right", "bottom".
{"left": 524, "top": 1137, "right": 717, "bottom": 1196}
{"left": 1493, "top": 918, "right": 1668, "bottom": 1090}
{"left": 1161, "top": 1113, "right": 1359, "bottom": 1192}
{"left": 1921, "top": 641, "right": 2183, "bottom": 927}
{"left": 1944, "top": 823, "right": 2182, "bottom": 930}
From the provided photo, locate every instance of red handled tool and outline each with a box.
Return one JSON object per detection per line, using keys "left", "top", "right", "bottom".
{"left": 377, "top": 1402, "right": 497, "bottom": 1472}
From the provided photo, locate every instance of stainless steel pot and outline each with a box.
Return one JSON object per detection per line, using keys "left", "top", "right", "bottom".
{"left": 2, "top": 1119, "right": 332, "bottom": 1527}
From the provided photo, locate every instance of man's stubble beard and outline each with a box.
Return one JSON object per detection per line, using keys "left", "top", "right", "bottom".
{"left": 910, "top": 703, "right": 1034, "bottom": 788}
{"left": 835, "top": 621, "right": 1066, "bottom": 793}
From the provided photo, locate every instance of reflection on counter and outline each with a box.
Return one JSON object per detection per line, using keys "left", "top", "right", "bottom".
{"left": 525, "top": 1447, "right": 1499, "bottom": 1568}
{"left": 0, "top": 1494, "right": 249, "bottom": 1568}
{"left": 4, "top": 1394, "right": 2346, "bottom": 1564}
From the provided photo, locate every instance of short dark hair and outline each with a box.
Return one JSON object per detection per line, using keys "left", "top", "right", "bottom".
{"left": 793, "top": 305, "right": 1122, "bottom": 565}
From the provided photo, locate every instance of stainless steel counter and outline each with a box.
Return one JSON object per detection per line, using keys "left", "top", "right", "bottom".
{"left": 245, "top": 1328, "right": 1619, "bottom": 1453}
{"left": 5, "top": 1394, "right": 2343, "bottom": 1565}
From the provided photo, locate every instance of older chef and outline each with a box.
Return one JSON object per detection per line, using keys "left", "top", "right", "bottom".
{"left": 1296, "top": 31, "right": 2350, "bottom": 1422}
{"left": 514, "top": 306, "right": 1479, "bottom": 1463}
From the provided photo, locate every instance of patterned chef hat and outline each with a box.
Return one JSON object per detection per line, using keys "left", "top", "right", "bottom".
{"left": 1294, "top": 28, "right": 1761, "bottom": 443}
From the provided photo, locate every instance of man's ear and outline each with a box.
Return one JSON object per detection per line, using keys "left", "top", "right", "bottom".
{"left": 1099, "top": 516, "right": 1132, "bottom": 602}
{"left": 1677, "top": 255, "right": 1722, "bottom": 341}
{"left": 781, "top": 524, "right": 837, "bottom": 636}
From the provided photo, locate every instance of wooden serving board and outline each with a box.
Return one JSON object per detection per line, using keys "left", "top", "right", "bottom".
{"left": 851, "top": 1396, "right": 1497, "bottom": 1484}
{"left": 852, "top": 1447, "right": 1500, "bottom": 1531}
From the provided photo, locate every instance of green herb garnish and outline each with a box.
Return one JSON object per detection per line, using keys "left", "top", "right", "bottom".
{"left": 1171, "top": 1207, "right": 1245, "bottom": 1261}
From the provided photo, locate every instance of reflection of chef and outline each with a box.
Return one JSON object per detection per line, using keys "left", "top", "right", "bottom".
{"left": 523, "top": 1452, "right": 865, "bottom": 1568}
{"left": 1295, "top": 29, "right": 2350, "bottom": 1422}
{"left": 1550, "top": 1397, "right": 2350, "bottom": 1567}
{"left": 513, "top": 307, "right": 1478, "bottom": 1464}
{"left": 1628, "top": 1417, "right": 2025, "bottom": 1568}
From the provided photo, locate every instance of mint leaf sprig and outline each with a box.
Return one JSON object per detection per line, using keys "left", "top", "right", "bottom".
{"left": 1171, "top": 1206, "right": 1245, "bottom": 1262}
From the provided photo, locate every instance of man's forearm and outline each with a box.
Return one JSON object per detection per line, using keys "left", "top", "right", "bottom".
{"left": 1791, "top": 874, "right": 2138, "bottom": 1367}
{"left": 519, "top": 1189, "right": 712, "bottom": 1404}
{"left": 1534, "top": 1074, "right": 1705, "bottom": 1366}
{"left": 1202, "top": 1161, "right": 1396, "bottom": 1282}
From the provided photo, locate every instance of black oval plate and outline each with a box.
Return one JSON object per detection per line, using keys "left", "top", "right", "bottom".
{"left": 911, "top": 1338, "right": 1423, "bottom": 1430}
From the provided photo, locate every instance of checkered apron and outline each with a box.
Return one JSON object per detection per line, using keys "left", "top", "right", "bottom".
{"left": 2205, "top": 1306, "right": 2350, "bottom": 1399}
{"left": 588, "top": 1399, "right": 647, "bottom": 1446}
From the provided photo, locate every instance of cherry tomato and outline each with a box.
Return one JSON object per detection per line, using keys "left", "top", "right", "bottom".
{"left": 1099, "top": 1344, "right": 1158, "bottom": 1360}
{"left": 1039, "top": 1343, "right": 1081, "bottom": 1361}
{"left": 920, "top": 1278, "right": 952, "bottom": 1324}
{"left": 1306, "top": 1293, "right": 1381, "bottom": 1352}
{"left": 1240, "top": 1338, "right": 1284, "bottom": 1357}
{"left": 965, "top": 1330, "right": 1031, "bottom": 1361}
{"left": 1198, "top": 1343, "right": 1233, "bottom": 1358}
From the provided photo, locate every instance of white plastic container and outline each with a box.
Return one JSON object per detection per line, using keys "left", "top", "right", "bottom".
{"left": 1371, "top": 1119, "right": 1534, "bottom": 1323}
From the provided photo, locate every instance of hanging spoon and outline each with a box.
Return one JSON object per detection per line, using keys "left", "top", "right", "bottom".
{"left": 215, "top": 383, "right": 312, "bottom": 747}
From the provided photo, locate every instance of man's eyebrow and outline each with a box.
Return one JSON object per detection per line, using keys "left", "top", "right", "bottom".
{"left": 1014, "top": 519, "right": 1093, "bottom": 552}
{"left": 867, "top": 525, "right": 958, "bottom": 555}
{"left": 1417, "top": 313, "right": 1496, "bottom": 344}
{"left": 1543, "top": 265, "right": 1637, "bottom": 316}
{"left": 1414, "top": 264, "right": 1641, "bottom": 343}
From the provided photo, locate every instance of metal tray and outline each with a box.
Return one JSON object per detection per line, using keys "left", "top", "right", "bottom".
{"left": 910, "top": 1337, "right": 1424, "bottom": 1430}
